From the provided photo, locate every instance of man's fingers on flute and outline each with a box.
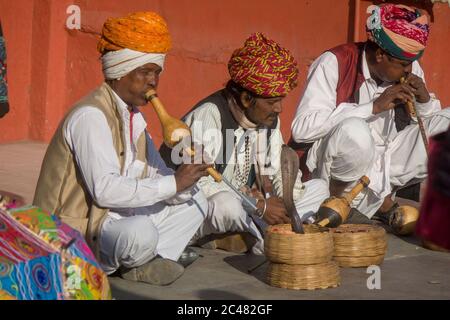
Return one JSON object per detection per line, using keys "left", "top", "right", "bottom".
{"left": 399, "top": 84, "right": 415, "bottom": 97}
{"left": 396, "top": 92, "right": 413, "bottom": 104}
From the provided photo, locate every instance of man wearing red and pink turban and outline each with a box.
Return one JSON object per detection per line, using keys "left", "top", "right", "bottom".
{"left": 160, "top": 33, "right": 330, "bottom": 254}
{"left": 290, "top": 3, "right": 450, "bottom": 233}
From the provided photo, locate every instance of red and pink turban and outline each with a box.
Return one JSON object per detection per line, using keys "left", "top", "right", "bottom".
{"left": 366, "top": 3, "right": 430, "bottom": 61}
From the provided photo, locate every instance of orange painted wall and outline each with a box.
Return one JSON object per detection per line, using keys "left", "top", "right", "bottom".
{"left": 0, "top": 0, "right": 33, "bottom": 142}
{"left": 0, "top": 0, "right": 449, "bottom": 146}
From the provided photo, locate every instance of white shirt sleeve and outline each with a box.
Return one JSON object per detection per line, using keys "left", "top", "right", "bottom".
{"left": 411, "top": 61, "right": 441, "bottom": 117}
{"left": 291, "top": 52, "right": 373, "bottom": 144}
{"left": 64, "top": 107, "right": 177, "bottom": 208}
{"left": 143, "top": 131, "right": 196, "bottom": 205}
{"left": 145, "top": 132, "right": 175, "bottom": 178}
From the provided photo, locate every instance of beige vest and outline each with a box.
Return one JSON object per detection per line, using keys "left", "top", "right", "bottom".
{"left": 33, "top": 83, "right": 148, "bottom": 258}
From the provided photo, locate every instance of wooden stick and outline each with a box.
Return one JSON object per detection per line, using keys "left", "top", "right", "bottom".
{"left": 400, "top": 77, "right": 429, "bottom": 153}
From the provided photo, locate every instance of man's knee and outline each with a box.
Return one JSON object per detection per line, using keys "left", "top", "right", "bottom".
{"left": 427, "top": 108, "right": 450, "bottom": 136}
{"left": 436, "top": 107, "right": 450, "bottom": 118}
{"left": 336, "top": 118, "right": 373, "bottom": 150}
{"left": 330, "top": 118, "right": 375, "bottom": 181}
{"left": 115, "top": 217, "right": 159, "bottom": 267}
{"left": 209, "top": 191, "right": 246, "bottom": 224}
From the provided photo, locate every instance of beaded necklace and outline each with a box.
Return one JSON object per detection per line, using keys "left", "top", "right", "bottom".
{"left": 233, "top": 135, "right": 251, "bottom": 188}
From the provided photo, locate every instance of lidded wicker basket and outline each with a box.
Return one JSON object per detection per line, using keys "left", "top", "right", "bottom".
{"left": 265, "top": 224, "right": 334, "bottom": 265}
{"left": 265, "top": 224, "right": 339, "bottom": 290}
{"left": 330, "top": 224, "right": 387, "bottom": 267}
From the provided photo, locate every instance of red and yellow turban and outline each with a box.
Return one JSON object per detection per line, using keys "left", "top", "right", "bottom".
{"left": 228, "top": 33, "right": 298, "bottom": 98}
{"left": 366, "top": 4, "right": 429, "bottom": 61}
{"left": 97, "top": 11, "right": 171, "bottom": 54}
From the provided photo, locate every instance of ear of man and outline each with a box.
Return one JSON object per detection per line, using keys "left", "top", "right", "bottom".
{"left": 240, "top": 91, "right": 254, "bottom": 109}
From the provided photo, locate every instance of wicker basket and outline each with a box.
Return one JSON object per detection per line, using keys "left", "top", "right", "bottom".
{"left": 331, "top": 224, "right": 388, "bottom": 267}
{"left": 264, "top": 224, "right": 334, "bottom": 265}
{"left": 266, "top": 261, "right": 340, "bottom": 290}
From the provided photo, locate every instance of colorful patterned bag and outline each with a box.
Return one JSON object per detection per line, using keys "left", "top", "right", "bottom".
{"left": 0, "top": 206, "right": 111, "bottom": 300}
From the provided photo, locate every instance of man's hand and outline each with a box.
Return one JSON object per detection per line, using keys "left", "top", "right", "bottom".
{"left": 405, "top": 73, "right": 430, "bottom": 104}
{"left": 373, "top": 83, "right": 414, "bottom": 114}
{"left": 241, "top": 186, "right": 264, "bottom": 200}
{"left": 258, "top": 196, "right": 291, "bottom": 225}
{"left": 174, "top": 163, "right": 212, "bottom": 192}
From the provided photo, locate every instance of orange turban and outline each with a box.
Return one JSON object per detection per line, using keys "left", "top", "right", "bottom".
{"left": 97, "top": 12, "right": 171, "bottom": 54}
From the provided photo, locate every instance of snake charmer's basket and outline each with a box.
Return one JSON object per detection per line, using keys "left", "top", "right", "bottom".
{"left": 330, "top": 224, "right": 387, "bottom": 267}
{"left": 265, "top": 224, "right": 340, "bottom": 290}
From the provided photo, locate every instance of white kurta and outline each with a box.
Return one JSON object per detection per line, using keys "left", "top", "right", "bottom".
{"left": 291, "top": 49, "right": 450, "bottom": 217}
{"left": 64, "top": 90, "right": 207, "bottom": 274}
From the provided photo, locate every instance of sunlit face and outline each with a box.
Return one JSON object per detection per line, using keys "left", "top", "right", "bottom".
{"left": 243, "top": 95, "right": 283, "bottom": 127}
{"left": 116, "top": 63, "right": 162, "bottom": 107}
{"left": 375, "top": 50, "right": 413, "bottom": 84}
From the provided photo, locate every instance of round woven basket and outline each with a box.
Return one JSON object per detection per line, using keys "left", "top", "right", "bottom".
{"left": 266, "top": 261, "right": 340, "bottom": 290}
{"left": 264, "top": 224, "right": 333, "bottom": 265}
{"left": 331, "top": 224, "right": 387, "bottom": 267}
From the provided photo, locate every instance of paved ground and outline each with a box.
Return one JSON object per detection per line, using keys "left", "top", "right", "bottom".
{"left": 1, "top": 141, "right": 449, "bottom": 300}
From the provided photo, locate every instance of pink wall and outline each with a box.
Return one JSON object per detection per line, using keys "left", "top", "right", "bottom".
{"left": 0, "top": 0, "right": 449, "bottom": 146}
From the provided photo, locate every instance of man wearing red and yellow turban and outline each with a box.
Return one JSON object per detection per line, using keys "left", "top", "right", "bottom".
{"left": 34, "top": 12, "right": 211, "bottom": 285}
{"left": 160, "top": 33, "right": 329, "bottom": 254}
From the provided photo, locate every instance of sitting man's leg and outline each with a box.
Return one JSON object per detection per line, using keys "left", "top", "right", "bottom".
{"left": 308, "top": 117, "right": 390, "bottom": 222}
{"left": 100, "top": 189, "right": 207, "bottom": 285}
{"left": 294, "top": 178, "right": 330, "bottom": 223}
{"left": 149, "top": 188, "right": 208, "bottom": 262}
{"left": 100, "top": 215, "right": 183, "bottom": 286}
{"left": 311, "top": 117, "right": 375, "bottom": 196}
{"left": 193, "top": 190, "right": 264, "bottom": 254}
{"left": 373, "top": 108, "right": 450, "bottom": 234}
{"left": 390, "top": 108, "right": 450, "bottom": 190}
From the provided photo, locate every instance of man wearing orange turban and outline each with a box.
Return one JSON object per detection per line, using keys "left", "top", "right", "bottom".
{"left": 160, "top": 33, "right": 329, "bottom": 254}
{"left": 97, "top": 12, "right": 171, "bottom": 81}
{"left": 34, "top": 12, "right": 210, "bottom": 285}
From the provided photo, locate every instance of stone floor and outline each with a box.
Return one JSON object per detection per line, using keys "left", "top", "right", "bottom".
{"left": 1, "top": 141, "right": 449, "bottom": 300}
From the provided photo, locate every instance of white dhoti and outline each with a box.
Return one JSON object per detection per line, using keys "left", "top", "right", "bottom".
{"left": 99, "top": 187, "right": 208, "bottom": 275}
{"left": 193, "top": 179, "right": 329, "bottom": 255}
{"left": 308, "top": 108, "right": 450, "bottom": 218}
